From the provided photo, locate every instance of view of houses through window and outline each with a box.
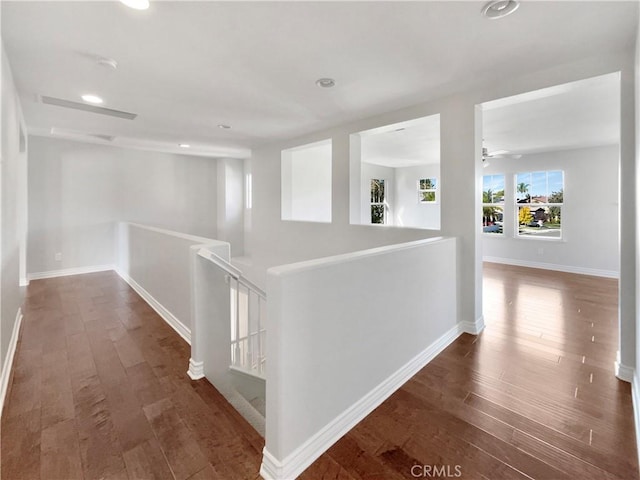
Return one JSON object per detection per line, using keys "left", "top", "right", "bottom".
{"left": 482, "top": 170, "right": 564, "bottom": 238}
{"left": 516, "top": 170, "right": 563, "bottom": 238}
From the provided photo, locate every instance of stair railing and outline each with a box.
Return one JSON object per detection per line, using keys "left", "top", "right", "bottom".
{"left": 201, "top": 250, "right": 266, "bottom": 378}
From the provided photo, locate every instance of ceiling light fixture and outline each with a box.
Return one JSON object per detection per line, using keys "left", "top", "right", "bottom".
{"left": 96, "top": 57, "right": 118, "bottom": 70}
{"left": 179, "top": 143, "right": 191, "bottom": 148}
{"left": 316, "top": 78, "right": 336, "bottom": 88}
{"left": 218, "top": 124, "right": 232, "bottom": 129}
{"left": 481, "top": 0, "right": 519, "bottom": 19}
{"left": 81, "top": 94, "right": 104, "bottom": 104}
{"left": 119, "top": 0, "right": 150, "bottom": 10}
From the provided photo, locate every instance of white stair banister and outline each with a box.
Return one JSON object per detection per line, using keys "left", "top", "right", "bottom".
{"left": 198, "top": 249, "right": 266, "bottom": 378}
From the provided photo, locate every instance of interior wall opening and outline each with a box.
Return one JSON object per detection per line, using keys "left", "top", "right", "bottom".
{"left": 478, "top": 71, "right": 621, "bottom": 372}
{"left": 350, "top": 113, "right": 441, "bottom": 230}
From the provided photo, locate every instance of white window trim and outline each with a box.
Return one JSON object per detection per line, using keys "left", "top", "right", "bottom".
{"left": 515, "top": 170, "right": 564, "bottom": 240}
{"left": 418, "top": 178, "right": 438, "bottom": 204}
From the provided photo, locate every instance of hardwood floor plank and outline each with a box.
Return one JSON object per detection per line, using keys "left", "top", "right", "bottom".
{"left": 103, "top": 381, "right": 155, "bottom": 452}
{"left": 185, "top": 463, "right": 223, "bottom": 480}
{"left": 142, "top": 397, "right": 209, "bottom": 480}
{"left": 72, "top": 373, "right": 126, "bottom": 479}
{"left": 1, "top": 409, "right": 41, "bottom": 480}
{"left": 40, "top": 418, "right": 84, "bottom": 480}
{"left": 125, "top": 362, "right": 168, "bottom": 407}
{"left": 123, "top": 438, "right": 175, "bottom": 480}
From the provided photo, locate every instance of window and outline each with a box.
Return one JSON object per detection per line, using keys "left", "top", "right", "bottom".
{"left": 245, "top": 173, "right": 252, "bottom": 209}
{"left": 516, "top": 170, "right": 563, "bottom": 238}
{"left": 482, "top": 174, "right": 505, "bottom": 234}
{"left": 418, "top": 178, "right": 437, "bottom": 203}
{"left": 370, "top": 178, "right": 386, "bottom": 224}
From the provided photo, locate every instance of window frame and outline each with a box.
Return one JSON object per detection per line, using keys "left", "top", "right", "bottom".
{"left": 482, "top": 174, "right": 505, "bottom": 236}
{"left": 370, "top": 178, "right": 387, "bottom": 225}
{"left": 515, "top": 170, "right": 564, "bottom": 240}
{"left": 418, "top": 177, "right": 438, "bottom": 204}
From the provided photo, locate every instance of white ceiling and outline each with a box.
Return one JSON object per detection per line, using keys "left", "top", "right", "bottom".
{"left": 360, "top": 115, "right": 441, "bottom": 168}
{"left": 359, "top": 72, "right": 620, "bottom": 168}
{"left": 1, "top": 1, "right": 637, "bottom": 158}
{"left": 483, "top": 72, "right": 620, "bottom": 155}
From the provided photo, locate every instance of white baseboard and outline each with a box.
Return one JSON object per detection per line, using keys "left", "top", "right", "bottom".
{"left": 461, "top": 315, "right": 485, "bottom": 335}
{"left": 116, "top": 269, "right": 191, "bottom": 345}
{"left": 19, "top": 277, "right": 29, "bottom": 287}
{"left": 0, "top": 309, "right": 23, "bottom": 416}
{"left": 187, "top": 358, "right": 204, "bottom": 380}
{"left": 615, "top": 350, "right": 634, "bottom": 382}
{"left": 632, "top": 372, "right": 640, "bottom": 469}
{"left": 27, "top": 264, "right": 115, "bottom": 281}
{"left": 483, "top": 257, "right": 619, "bottom": 279}
{"left": 260, "top": 322, "right": 464, "bottom": 480}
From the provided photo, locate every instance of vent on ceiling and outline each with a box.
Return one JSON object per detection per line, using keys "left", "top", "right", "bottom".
{"left": 41, "top": 95, "right": 137, "bottom": 120}
{"left": 50, "top": 127, "right": 116, "bottom": 143}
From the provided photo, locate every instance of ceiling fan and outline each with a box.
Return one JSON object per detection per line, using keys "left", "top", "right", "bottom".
{"left": 482, "top": 147, "right": 522, "bottom": 167}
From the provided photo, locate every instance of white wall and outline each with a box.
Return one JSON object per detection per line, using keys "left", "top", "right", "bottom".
{"left": 27, "top": 136, "right": 218, "bottom": 275}
{"left": 117, "top": 222, "right": 221, "bottom": 336}
{"left": 119, "top": 145, "right": 217, "bottom": 238}
{"left": 245, "top": 51, "right": 636, "bottom": 374}
{"left": 217, "top": 158, "right": 245, "bottom": 257}
{"left": 28, "top": 136, "right": 120, "bottom": 274}
{"left": 0, "top": 42, "right": 27, "bottom": 409}
{"left": 394, "top": 164, "right": 440, "bottom": 230}
{"left": 262, "top": 237, "right": 459, "bottom": 479}
{"left": 281, "top": 140, "right": 332, "bottom": 223}
{"left": 483, "top": 145, "right": 619, "bottom": 277}
{"left": 634, "top": 5, "right": 640, "bottom": 463}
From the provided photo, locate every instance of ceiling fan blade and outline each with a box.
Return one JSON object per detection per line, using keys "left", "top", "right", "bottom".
{"left": 489, "top": 154, "right": 522, "bottom": 159}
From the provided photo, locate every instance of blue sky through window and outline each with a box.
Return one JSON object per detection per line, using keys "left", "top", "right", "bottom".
{"left": 516, "top": 171, "right": 563, "bottom": 202}
{"left": 483, "top": 174, "right": 505, "bottom": 204}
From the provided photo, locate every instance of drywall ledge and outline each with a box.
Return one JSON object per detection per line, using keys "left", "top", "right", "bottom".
{"left": 0, "top": 309, "right": 23, "bottom": 416}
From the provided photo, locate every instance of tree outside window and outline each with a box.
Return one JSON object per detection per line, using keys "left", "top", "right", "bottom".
{"left": 482, "top": 174, "right": 505, "bottom": 234}
{"left": 418, "top": 178, "right": 437, "bottom": 203}
{"left": 370, "top": 179, "right": 386, "bottom": 224}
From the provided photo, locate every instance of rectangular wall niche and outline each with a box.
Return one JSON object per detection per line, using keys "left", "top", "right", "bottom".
{"left": 281, "top": 139, "right": 332, "bottom": 223}
{"left": 351, "top": 114, "right": 441, "bottom": 229}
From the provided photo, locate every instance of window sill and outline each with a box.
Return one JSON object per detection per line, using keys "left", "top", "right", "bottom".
{"left": 514, "top": 235, "right": 565, "bottom": 243}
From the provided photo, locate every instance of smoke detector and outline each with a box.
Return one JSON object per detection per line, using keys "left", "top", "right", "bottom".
{"left": 482, "top": 0, "right": 519, "bottom": 19}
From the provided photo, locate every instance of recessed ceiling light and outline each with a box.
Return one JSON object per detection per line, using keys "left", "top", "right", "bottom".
{"left": 81, "top": 94, "right": 103, "bottom": 104}
{"left": 316, "top": 78, "right": 336, "bottom": 88}
{"left": 119, "top": 0, "right": 150, "bottom": 10}
{"left": 179, "top": 143, "right": 190, "bottom": 148}
{"left": 481, "top": 0, "right": 519, "bottom": 19}
{"left": 218, "top": 124, "right": 232, "bottom": 129}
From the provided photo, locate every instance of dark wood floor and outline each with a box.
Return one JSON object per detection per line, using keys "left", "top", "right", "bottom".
{"left": 2, "top": 264, "right": 637, "bottom": 479}
{"left": 1, "top": 271, "right": 263, "bottom": 480}
{"left": 300, "top": 263, "right": 638, "bottom": 480}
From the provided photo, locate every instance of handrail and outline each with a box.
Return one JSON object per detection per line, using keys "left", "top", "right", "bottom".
{"left": 198, "top": 246, "right": 267, "bottom": 378}
{"left": 197, "top": 248, "right": 266, "bottom": 299}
